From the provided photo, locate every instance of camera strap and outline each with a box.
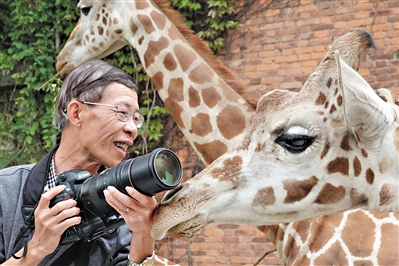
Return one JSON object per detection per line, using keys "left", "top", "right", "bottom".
{"left": 12, "top": 146, "right": 93, "bottom": 264}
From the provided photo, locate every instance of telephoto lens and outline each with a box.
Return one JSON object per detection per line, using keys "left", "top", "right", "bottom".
{"left": 79, "top": 148, "right": 182, "bottom": 217}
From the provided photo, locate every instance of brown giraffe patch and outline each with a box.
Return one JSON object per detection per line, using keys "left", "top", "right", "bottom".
{"left": 129, "top": 17, "right": 138, "bottom": 35}
{"left": 168, "top": 78, "right": 184, "bottom": 101}
{"left": 190, "top": 113, "right": 212, "bottom": 137}
{"left": 253, "top": 187, "right": 276, "bottom": 207}
{"left": 150, "top": 10, "right": 166, "bottom": 31}
{"left": 143, "top": 37, "right": 169, "bottom": 69}
{"left": 326, "top": 77, "right": 333, "bottom": 88}
{"left": 174, "top": 44, "right": 196, "bottom": 72}
{"left": 314, "top": 183, "right": 346, "bottom": 204}
{"left": 314, "top": 241, "right": 348, "bottom": 265}
{"left": 138, "top": 36, "right": 144, "bottom": 46}
{"left": 210, "top": 156, "right": 243, "bottom": 183}
{"left": 327, "top": 157, "right": 349, "bottom": 175}
{"left": 283, "top": 176, "right": 319, "bottom": 203}
{"left": 138, "top": 14, "right": 155, "bottom": 34}
{"left": 90, "top": 26, "right": 94, "bottom": 35}
{"left": 217, "top": 106, "right": 246, "bottom": 140}
{"left": 96, "top": 13, "right": 100, "bottom": 21}
{"left": 194, "top": 140, "right": 227, "bottom": 165}
{"left": 350, "top": 188, "right": 369, "bottom": 207}
{"left": 365, "top": 168, "right": 375, "bottom": 184}
{"left": 167, "top": 25, "right": 181, "bottom": 41}
{"left": 255, "top": 142, "right": 265, "bottom": 152}
{"left": 202, "top": 87, "right": 221, "bottom": 108}
{"left": 361, "top": 148, "right": 368, "bottom": 158}
{"left": 342, "top": 211, "right": 375, "bottom": 257}
{"left": 315, "top": 92, "right": 327, "bottom": 105}
{"left": 320, "top": 142, "right": 330, "bottom": 159}
{"left": 379, "top": 184, "right": 393, "bottom": 206}
{"left": 394, "top": 127, "right": 399, "bottom": 152}
{"left": 150, "top": 71, "right": 163, "bottom": 90}
{"left": 353, "top": 156, "right": 362, "bottom": 177}
{"left": 379, "top": 222, "right": 399, "bottom": 264}
{"left": 98, "top": 26, "right": 104, "bottom": 36}
{"left": 114, "top": 29, "right": 122, "bottom": 34}
{"left": 188, "top": 87, "right": 200, "bottom": 108}
{"left": 329, "top": 104, "right": 336, "bottom": 113}
{"left": 308, "top": 215, "right": 344, "bottom": 254}
{"left": 189, "top": 63, "right": 214, "bottom": 84}
{"left": 135, "top": 1, "right": 150, "bottom": 10}
{"left": 340, "top": 132, "right": 352, "bottom": 151}
{"left": 163, "top": 53, "right": 177, "bottom": 71}
{"left": 113, "top": 18, "right": 119, "bottom": 24}
{"left": 337, "top": 94, "right": 343, "bottom": 106}
{"left": 164, "top": 97, "right": 184, "bottom": 129}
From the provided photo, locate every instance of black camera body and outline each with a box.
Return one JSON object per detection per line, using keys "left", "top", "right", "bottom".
{"left": 49, "top": 148, "right": 182, "bottom": 244}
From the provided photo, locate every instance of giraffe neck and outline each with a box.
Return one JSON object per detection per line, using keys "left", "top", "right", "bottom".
{"left": 124, "top": 0, "right": 255, "bottom": 165}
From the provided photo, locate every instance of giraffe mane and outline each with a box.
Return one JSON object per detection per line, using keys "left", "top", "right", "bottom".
{"left": 152, "top": 0, "right": 258, "bottom": 108}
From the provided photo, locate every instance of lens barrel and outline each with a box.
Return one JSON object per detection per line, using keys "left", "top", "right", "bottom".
{"left": 78, "top": 148, "right": 182, "bottom": 217}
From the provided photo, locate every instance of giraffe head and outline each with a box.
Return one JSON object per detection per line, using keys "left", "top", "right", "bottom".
{"left": 151, "top": 30, "right": 399, "bottom": 240}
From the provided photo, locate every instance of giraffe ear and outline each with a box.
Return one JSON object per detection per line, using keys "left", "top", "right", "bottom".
{"left": 335, "top": 50, "right": 395, "bottom": 146}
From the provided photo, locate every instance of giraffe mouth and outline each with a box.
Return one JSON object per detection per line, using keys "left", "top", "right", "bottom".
{"left": 167, "top": 214, "right": 209, "bottom": 240}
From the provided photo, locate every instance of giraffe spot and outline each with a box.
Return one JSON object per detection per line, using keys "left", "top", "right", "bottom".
{"left": 361, "top": 148, "right": 368, "bottom": 158}
{"left": 220, "top": 80, "right": 244, "bottom": 103}
{"left": 329, "top": 104, "right": 336, "bottom": 113}
{"left": 194, "top": 140, "right": 228, "bottom": 165}
{"left": 99, "top": 42, "right": 104, "bottom": 47}
{"left": 168, "top": 78, "right": 184, "bottom": 101}
{"left": 210, "top": 156, "right": 243, "bottom": 183}
{"left": 144, "top": 37, "right": 169, "bottom": 68}
{"left": 379, "top": 184, "right": 394, "bottom": 206}
{"left": 90, "top": 26, "right": 94, "bottom": 35}
{"left": 129, "top": 18, "right": 138, "bottom": 35}
{"left": 138, "top": 14, "right": 155, "bottom": 34}
{"left": 316, "top": 92, "right": 327, "bottom": 105}
{"left": 314, "top": 184, "right": 345, "bottom": 204}
{"left": 191, "top": 113, "right": 212, "bottom": 137}
{"left": 114, "top": 29, "right": 122, "bottom": 34}
{"left": 151, "top": 10, "right": 167, "bottom": 31}
{"left": 394, "top": 127, "right": 399, "bottom": 152}
{"left": 255, "top": 142, "right": 265, "bottom": 152}
{"left": 217, "top": 106, "right": 246, "bottom": 140}
{"left": 326, "top": 77, "right": 332, "bottom": 88}
{"left": 113, "top": 18, "right": 119, "bottom": 24}
{"left": 91, "top": 38, "right": 95, "bottom": 43}
{"left": 174, "top": 44, "right": 196, "bottom": 72}
{"left": 188, "top": 87, "right": 200, "bottom": 108}
{"left": 350, "top": 188, "right": 369, "bottom": 207}
{"left": 92, "top": 46, "right": 99, "bottom": 51}
{"left": 337, "top": 94, "right": 343, "bottom": 106}
{"left": 253, "top": 186, "right": 276, "bottom": 207}
{"left": 163, "top": 53, "right": 177, "bottom": 71}
{"left": 379, "top": 221, "right": 399, "bottom": 265}
{"left": 340, "top": 132, "right": 352, "bottom": 151}
{"left": 353, "top": 156, "right": 361, "bottom": 177}
{"left": 150, "top": 71, "right": 163, "bottom": 91}
{"left": 135, "top": 1, "right": 150, "bottom": 9}
{"left": 320, "top": 142, "right": 330, "bottom": 159}
{"left": 202, "top": 87, "right": 221, "bottom": 108}
{"left": 365, "top": 168, "right": 375, "bottom": 184}
{"left": 106, "top": 29, "right": 109, "bottom": 36}
{"left": 327, "top": 157, "right": 349, "bottom": 175}
{"left": 138, "top": 36, "right": 144, "bottom": 46}
{"left": 324, "top": 100, "right": 329, "bottom": 109}
{"left": 314, "top": 241, "right": 348, "bottom": 265}
{"left": 168, "top": 25, "right": 181, "bottom": 41}
{"left": 98, "top": 26, "right": 104, "bottom": 36}
{"left": 189, "top": 63, "right": 214, "bottom": 84}
{"left": 283, "top": 176, "right": 319, "bottom": 203}
{"left": 85, "top": 34, "right": 89, "bottom": 42}
{"left": 102, "top": 16, "right": 107, "bottom": 26}
{"left": 164, "top": 97, "right": 184, "bottom": 129}
{"left": 342, "top": 211, "right": 375, "bottom": 257}
{"left": 96, "top": 13, "right": 100, "bottom": 21}
{"left": 323, "top": 117, "right": 327, "bottom": 122}
{"left": 334, "top": 87, "right": 338, "bottom": 95}
{"left": 76, "top": 40, "right": 82, "bottom": 47}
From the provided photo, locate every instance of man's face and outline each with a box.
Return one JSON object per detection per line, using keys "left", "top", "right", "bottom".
{"left": 77, "top": 83, "right": 140, "bottom": 167}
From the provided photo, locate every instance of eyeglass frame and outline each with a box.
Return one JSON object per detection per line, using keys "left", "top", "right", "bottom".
{"left": 77, "top": 101, "right": 145, "bottom": 128}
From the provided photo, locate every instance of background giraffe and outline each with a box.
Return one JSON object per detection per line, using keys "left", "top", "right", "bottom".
{"left": 57, "top": 1, "right": 399, "bottom": 264}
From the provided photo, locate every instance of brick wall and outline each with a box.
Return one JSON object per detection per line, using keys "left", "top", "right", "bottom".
{"left": 157, "top": 1, "right": 398, "bottom": 265}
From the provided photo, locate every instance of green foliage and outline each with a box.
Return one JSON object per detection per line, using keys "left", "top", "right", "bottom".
{"left": 0, "top": 0, "right": 241, "bottom": 168}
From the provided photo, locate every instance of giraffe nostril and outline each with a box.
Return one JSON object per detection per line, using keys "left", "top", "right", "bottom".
{"left": 161, "top": 184, "right": 183, "bottom": 203}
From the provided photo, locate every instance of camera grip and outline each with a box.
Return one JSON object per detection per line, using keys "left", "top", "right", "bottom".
{"left": 49, "top": 190, "right": 71, "bottom": 208}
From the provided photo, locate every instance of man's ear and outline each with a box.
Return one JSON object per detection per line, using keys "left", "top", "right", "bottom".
{"left": 66, "top": 101, "right": 82, "bottom": 128}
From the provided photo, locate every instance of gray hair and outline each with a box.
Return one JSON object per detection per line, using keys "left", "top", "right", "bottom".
{"left": 54, "top": 60, "right": 138, "bottom": 131}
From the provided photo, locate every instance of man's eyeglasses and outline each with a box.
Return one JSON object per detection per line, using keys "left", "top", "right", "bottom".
{"left": 78, "top": 101, "right": 145, "bottom": 128}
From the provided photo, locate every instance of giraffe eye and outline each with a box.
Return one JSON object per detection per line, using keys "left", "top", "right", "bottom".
{"left": 80, "top": 6, "right": 91, "bottom": 16}
{"left": 275, "top": 133, "right": 315, "bottom": 154}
